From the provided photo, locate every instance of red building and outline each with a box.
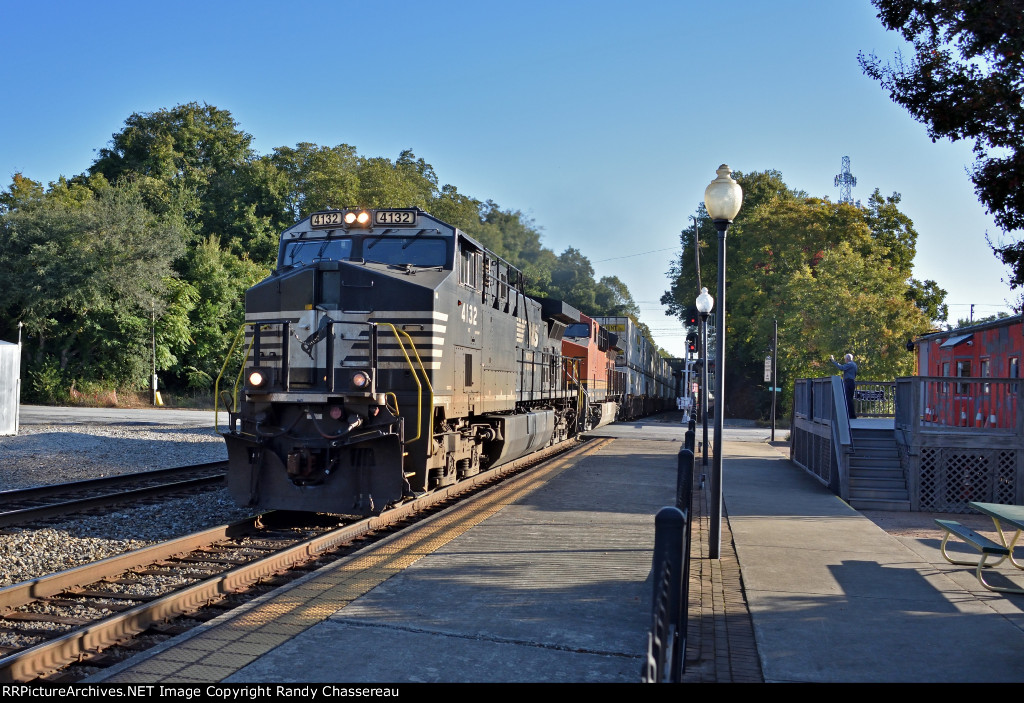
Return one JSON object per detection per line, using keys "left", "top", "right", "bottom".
{"left": 913, "top": 314, "right": 1022, "bottom": 427}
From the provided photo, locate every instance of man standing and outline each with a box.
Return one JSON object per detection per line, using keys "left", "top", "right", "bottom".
{"left": 830, "top": 353, "right": 858, "bottom": 420}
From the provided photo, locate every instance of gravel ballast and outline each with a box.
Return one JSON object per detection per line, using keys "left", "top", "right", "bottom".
{"left": 0, "top": 418, "right": 253, "bottom": 586}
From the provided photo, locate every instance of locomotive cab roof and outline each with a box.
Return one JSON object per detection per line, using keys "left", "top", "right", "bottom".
{"left": 275, "top": 208, "right": 522, "bottom": 282}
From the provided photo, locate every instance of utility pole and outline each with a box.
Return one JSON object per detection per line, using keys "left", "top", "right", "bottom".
{"left": 151, "top": 305, "right": 158, "bottom": 406}
{"left": 771, "top": 319, "right": 778, "bottom": 442}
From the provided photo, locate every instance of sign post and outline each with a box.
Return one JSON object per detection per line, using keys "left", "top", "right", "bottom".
{"left": 771, "top": 319, "right": 777, "bottom": 441}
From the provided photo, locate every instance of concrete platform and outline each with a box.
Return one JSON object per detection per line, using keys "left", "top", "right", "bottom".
{"left": 21, "top": 406, "right": 1021, "bottom": 683}
{"left": 89, "top": 424, "right": 690, "bottom": 683}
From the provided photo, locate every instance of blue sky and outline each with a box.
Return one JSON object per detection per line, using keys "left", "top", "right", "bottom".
{"left": 2, "top": 0, "right": 1017, "bottom": 358}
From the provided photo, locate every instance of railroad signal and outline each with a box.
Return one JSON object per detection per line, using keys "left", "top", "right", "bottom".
{"left": 686, "top": 305, "right": 699, "bottom": 326}
{"left": 687, "top": 332, "right": 698, "bottom": 354}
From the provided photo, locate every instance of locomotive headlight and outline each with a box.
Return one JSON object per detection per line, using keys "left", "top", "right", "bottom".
{"left": 344, "top": 210, "right": 371, "bottom": 226}
{"left": 248, "top": 370, "right": 265, "bottom": 387}
{"left": 351, "top": 371, "right": 371, "bottom": 389}
{"left": 329, "top": 404, "right": 343, "bottom": 420}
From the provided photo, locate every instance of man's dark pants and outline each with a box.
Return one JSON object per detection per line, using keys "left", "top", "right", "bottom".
{"left": 844, "top": 379, "right": 856, "bottom": 419}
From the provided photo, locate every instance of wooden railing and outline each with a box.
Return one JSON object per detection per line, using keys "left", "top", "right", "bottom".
{"left": 895, "top": 376, "right": 1021, "bottom": 433}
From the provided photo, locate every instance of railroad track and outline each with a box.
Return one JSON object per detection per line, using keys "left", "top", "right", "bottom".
{"left": 0, "top": 462, "right": 228, "bottom": 528}
{"left": 0, "top": 437, "right": 602, "bottom": 682}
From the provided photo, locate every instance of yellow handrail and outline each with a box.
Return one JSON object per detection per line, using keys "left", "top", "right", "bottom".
{"left": 214, "top": 323, "right": 250, "bottom": 433}
{"left": 214, "top": 321, "right": 431, "bottom": 451}
{"left": 384, "top": 392, "right": 400, "bottom": 416}
{"left": 376, "top": 322, "right": 433, "bottom": 447}
{"left": 397, "top": 328, "right": 435, "bottom": 455}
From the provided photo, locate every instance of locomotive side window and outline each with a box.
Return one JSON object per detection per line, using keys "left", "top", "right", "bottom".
{"left": 460, "top": 248, "right": 480, "bottom": 289}
{"left": 282, "top": 238, "right": 353, "bottom": 267}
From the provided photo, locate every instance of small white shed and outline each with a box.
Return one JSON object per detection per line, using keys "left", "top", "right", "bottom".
{"left": 0, "top": 340, "right": 21, "bottom": 435}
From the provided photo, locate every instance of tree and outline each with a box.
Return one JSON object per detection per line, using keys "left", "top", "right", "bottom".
{"left": 858, "top": 0, "right": 1024, "bottom": 286}
{"left": 593, "top": 275, "right": 640, "bottom": 318}
{"left": 89, "top": 102, "right": 290, "bottom": 263}
{"left": 269, "top": 142, "right": 361, "bottom": 218}
{"left": 91, "top": 102, "right": 253, "bottom": 219}
{"left": 662, "top": 170, "right": 939, "bottom": 418}
{"left": 0, "top": 180, "right": 187, "bottom": 394}
{"left": 166, "top": 235, "right": 268, "bottom": 391}
{"left": 548, "top": 247, "right": 597, "bottom": 312}
{"left": 355, "top": 151, "right": 437, "bottom": 209}
{"left": 0, "top": 173, "right": 45, "bottom": 214}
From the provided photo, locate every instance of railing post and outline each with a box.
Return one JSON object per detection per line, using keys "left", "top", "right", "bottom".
{"left": 677, "top": 448, "right": 694, "bottom": 514}
{"left": 643, "top": 506, "right": 687, "bottom": 683}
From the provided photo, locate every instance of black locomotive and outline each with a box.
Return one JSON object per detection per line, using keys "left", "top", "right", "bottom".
{"left": 218, "top": 208, "right": 668, "bottom": 516}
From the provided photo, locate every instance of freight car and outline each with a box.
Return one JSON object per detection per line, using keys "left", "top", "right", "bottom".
{"left": 217, "top": 208, "right": 668, "bottom": 516}
{"left": 594, "top": 316, "right": 675, "bottom": 419}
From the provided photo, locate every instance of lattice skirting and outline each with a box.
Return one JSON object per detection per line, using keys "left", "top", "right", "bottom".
{"left": 915, "top": 446, "right": 1019, "bottom": 512}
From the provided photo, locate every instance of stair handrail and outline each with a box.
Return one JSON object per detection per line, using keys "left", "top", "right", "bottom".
{"left": 830, "top": 375, "right": 853, "bottom": 500}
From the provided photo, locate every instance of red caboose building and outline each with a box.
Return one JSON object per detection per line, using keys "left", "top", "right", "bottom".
{"left": 913, "top": 314, "right": 1022, "bottom": 428}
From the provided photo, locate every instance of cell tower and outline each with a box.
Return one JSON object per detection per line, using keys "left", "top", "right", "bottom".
{"left": 834, "top": 156, "right": 857, "bottom": 204}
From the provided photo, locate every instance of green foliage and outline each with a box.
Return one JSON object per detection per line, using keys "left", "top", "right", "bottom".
{"left": 859, "top": 0, "right": 1024, "bottom": 287}
{"left": 23, "top": 358, "right": 68, "bottom": 405}
{"left": 663, "top": 170, "right": 940, "bottom": 418}
{"left": 0, "top": 173, "right": 45, "bottom": 214}
{"left": 594, "top": 276, "right": 640, "bottom": 318}
{"left": 0, "top": 180, "right": 187, "bottom": 390}
{"left": 2, "top": 103, "right": 652, "bottom": 401}
{"left": 269, "top": 142, "right": 361, "bottom": 218}
{"left": 947, "top": 311, "right": 1012, "bottom": 330}
{"left": 166, "top": 236, "right": 268, "bottom": 391}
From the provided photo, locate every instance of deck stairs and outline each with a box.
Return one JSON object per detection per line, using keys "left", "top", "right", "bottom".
{"left": 847, "top": 426, "right": 910, "bottom": 511}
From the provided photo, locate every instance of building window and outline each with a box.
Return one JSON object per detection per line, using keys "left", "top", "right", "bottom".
{"left": 1010, "top": 357, "right": 1019, "bottom": 393}
{"left": 941, "top": 362, "right": 950, "bottom": 393}
{"left": 981, "top": 358, "right": 990, "bottom": 394}
{"left": 956, "top": 360, "right": 971, "bottom": 394}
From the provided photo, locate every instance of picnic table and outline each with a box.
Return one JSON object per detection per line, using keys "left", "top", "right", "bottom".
{"left": 935, "top": 502, "right": 1024, "bottom": 594}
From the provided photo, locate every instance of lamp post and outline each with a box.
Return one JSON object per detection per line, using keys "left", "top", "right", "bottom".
{"left": 695, "top": 287, "right": 713, "bottom": 477}
{"left": 704, "top": 164, "right": 743, "bottom": 560}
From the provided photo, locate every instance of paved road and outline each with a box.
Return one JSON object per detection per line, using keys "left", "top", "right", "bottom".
{"left": 16, "top": 404, "right": 219, "bottom": 427}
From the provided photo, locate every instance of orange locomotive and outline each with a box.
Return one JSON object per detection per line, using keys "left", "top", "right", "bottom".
{"left": 560, "top": 313, "right": 625, "bottom": 430}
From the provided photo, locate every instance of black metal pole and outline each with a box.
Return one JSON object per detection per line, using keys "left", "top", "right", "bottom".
{"left": 710, "top": 220, "right": 728, "bottom": 559}
{"left": 771, "top": 318, "right": 777, "bottom": 442}
{"left": 701, "top": 312, "right": 709, "bottom": 471}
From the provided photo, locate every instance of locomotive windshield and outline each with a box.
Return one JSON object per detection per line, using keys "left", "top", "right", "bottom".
{"left": 564, "top": 323, "right": 590, "bottom": 339}
{"left": 282, "top": 238, "right": 354, "bottom": 267}
{"left": 363, "top": 237, "right": 448, "bottom": 268}
{"left": 280, "top": 235, "right": 449, "bottom": 269}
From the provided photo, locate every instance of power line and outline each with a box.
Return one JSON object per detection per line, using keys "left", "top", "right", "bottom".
{"left": 594, "top": 247, "right": 679, "bottom": 263}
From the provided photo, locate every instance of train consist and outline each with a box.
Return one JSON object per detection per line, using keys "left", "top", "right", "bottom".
{"left": 218, "top": 208, "right": 675, "bottom": 516}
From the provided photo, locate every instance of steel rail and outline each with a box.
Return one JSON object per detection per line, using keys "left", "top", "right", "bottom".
{"left": 0, "top": 437, "right": 593, "bottom": 682}
{"left": 0, "top": 463, "right": 228, "bottom": 528}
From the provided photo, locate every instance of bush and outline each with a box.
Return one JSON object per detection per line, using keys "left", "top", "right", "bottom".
{"left": 24, "top": 359, "right": 69, "bottom": 405}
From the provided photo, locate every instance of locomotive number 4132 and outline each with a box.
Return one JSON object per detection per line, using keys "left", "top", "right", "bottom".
{"left": 373, "top": 209, "right": 417, "bottom": 226}
{"left": 309, "top": 209, "right": 419, "bottom": 229}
